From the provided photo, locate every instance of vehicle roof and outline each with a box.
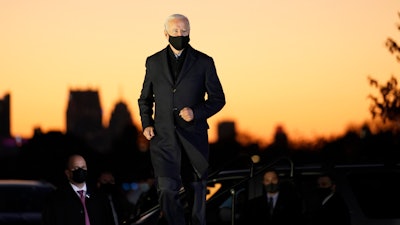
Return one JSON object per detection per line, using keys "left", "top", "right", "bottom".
{"left": 0, "top": 179, "right": 55, "bottom": 187}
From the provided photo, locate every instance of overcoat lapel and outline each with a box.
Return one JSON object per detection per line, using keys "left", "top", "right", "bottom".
{"left": 176, "top": 46, "right": 196, "bottom": 86}
{"left": 161, "top": 48, "right": 174, "bottom": 85}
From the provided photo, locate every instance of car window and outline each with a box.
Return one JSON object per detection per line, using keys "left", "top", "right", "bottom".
{"left": 0, "top": 185, "right": 53, "bottom": 212}
{"left": 347, "top": 170, "right": 400, "bottom": 219}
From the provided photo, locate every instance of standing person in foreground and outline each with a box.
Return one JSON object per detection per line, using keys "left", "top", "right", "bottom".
{"left": 138, "top": 13, "right": 225, "bottom": 225}
{"left": 42, "top": 154, "right": 114, "bottom": 225}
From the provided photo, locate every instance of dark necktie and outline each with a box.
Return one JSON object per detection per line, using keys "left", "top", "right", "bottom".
{"left": 77, "top": 190, "right": 91, "bottom": 225}
{"left": 268, "top": 197, "right": 274, "bottom": 215}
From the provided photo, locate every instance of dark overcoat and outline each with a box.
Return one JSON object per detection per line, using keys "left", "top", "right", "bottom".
{"left": 138, "top": 45, "right": 225, "bottom": 180}
{"left": 42, "top": 182, "right": 114, "bottom": 225}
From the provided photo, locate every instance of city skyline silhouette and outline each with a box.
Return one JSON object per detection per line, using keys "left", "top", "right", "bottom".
{"left": 3, "top": 1, "right": 400, "bottom": 144}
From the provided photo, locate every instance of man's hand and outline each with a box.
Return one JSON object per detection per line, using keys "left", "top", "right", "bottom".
{"left": 143, "top": 126, "right": 155, "bottom": 140}
{"left": 179, "top": 107, "right": 194, "bottom": 122}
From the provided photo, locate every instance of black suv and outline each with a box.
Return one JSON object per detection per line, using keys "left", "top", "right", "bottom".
{"left": 0, "top": 179, "right": 55, "bottom": 225}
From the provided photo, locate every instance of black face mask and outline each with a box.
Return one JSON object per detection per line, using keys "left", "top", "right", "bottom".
{"left": 99, "top": 183, "right": 115, "bottom": 194}
{"left": 316, "top": 187, "right": 332, "bottom": 199}
{"left": 71, "top": 168, "right": 88, "bottom": 184}
{"left": 264, "top": 183, "right": 279, "bottom": 193}
{"left": 169, "top": 35, "right": 190, "bottom": 50}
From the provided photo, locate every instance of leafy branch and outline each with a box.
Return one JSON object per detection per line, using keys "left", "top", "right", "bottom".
{"left": 368, "top": 76, "right": 400, "bottom": 124}
{"left": 368, "top": 12, "right": 400, "bottom": 126}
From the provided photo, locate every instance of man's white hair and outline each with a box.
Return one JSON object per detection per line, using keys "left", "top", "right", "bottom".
{"left": 164, "top": 14, "right": 190, "bottom": 31}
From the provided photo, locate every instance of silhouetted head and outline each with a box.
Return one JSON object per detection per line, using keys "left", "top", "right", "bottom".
{"left": 263, "top": 169, "right": 280, "bottom": 193}
{"left": 64, "top": 154, "right": 88, "bottom": 188}
{"left": 316, "top": 172, "right": 336, "bottom": 199}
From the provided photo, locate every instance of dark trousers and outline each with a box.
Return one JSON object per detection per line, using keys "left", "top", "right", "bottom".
{"left": 157, "top": 177, "right": 207, "bottom": 225}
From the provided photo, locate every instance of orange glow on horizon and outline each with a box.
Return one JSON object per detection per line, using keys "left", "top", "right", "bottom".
{"left": 2, "top": 1, "right": 400, "bottom": 145}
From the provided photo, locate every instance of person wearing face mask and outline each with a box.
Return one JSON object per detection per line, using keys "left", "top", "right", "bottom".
{"left": 138, "top": 13, "right": 225, "bottom": 225}
{"left": 42, "top": 154, "right": 114, "bottom": 225}
{"left": 244, "top": 169, "right": 304, "bottom": 225}
{"left": 131, "top": 178, "right": 158, "bottom": 219}
{"left": 306, "top": 172, "right": 351, "bottom": 225}
{"left": 96, "top": 171, "right": 134, "bottom": 225}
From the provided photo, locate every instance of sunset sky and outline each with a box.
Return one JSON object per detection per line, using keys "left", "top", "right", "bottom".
{"left": 2, "top": 0, "right": 400, "bottom": 145}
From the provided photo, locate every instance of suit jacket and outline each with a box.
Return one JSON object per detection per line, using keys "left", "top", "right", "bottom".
{"left": 42, "top": 182, "right": 114, "bottom": 225}
{"left": 102, "top": 187, "right": 134, "bottom": 224}
{"left": 244, "top": 186, "right": 304, "bottom": 225}
{"left": 309, "top": 193, "right": 351, "bottom": 225}
{"left": 138, "top": 45, "right": 225, "bottom": 179}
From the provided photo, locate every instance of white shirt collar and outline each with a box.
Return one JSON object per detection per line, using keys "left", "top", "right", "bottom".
{"left": 322, "top": 192, "right": 334, "bottom": 205}
{"left": 267, "top": 192, "right": 279, "bottom": 207}
{"left": 70, "top": 183, "right": 87, "bottom": 196}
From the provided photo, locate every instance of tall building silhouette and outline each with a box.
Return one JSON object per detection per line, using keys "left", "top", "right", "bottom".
{"left": 0, "top": 93, "right": 10, "bottom": 138}
{"left": 217, "top": 120, "right": 236, "bottom": 141}
{"left": 209, "top": 120, "right": 245, "bottom": 171}
{"left": 66, "top": 89, "right": 103, "bottom": 139}
{"left": 108, "top": 100, "right": 134, "bottom": 139}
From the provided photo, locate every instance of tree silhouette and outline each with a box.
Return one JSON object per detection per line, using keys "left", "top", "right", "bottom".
{"left": 368, "top": 12, "right": 400, "bottom": 127}
{"left": 368, "top": 76, "right": 400, "bottom": 125}
{"left": 386, "top": 13, "right": 400, "bottom": 62}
